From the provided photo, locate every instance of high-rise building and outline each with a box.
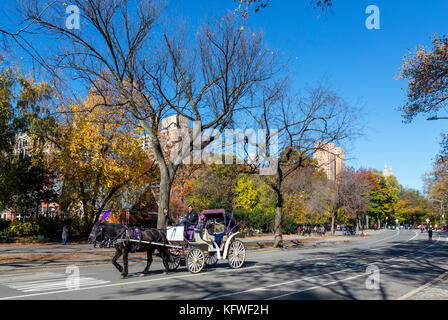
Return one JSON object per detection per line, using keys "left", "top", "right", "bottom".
{"left": 313, "top": 141, "right": 345, "bottom": 181}
{"left": 383, "top": 163, "right": 394, "bottom": 177}
{"left": 140, "top": 114, "right": 190, "bottom": 158}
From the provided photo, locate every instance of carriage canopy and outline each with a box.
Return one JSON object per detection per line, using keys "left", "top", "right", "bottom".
{"left": 200, "top": 209, "right": 239, "bottom": 234}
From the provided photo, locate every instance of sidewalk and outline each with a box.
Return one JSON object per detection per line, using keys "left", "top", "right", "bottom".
{"left": 400, "top": 271, "right": 448, "bottom": 300}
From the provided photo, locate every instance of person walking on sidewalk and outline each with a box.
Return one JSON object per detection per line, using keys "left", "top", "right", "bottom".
{"left": 62, "top": 225, "right": 68, "bottom": 245}
{"left": 297, "top": 226, "right": 301, "bottom": 237}
{"left": 428, "top": 227, "right": 433, "bottom": 242}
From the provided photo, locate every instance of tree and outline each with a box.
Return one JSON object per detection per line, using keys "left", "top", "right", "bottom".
{"left": 284, "top": 165, "right": 335, "bottom": 228}
{"left": 247, "top": 83, "right": 359, "bottom": 246}
{"left": 233, "top": 174, "right": 275, "bottom": 213}
{"left": 233, "top": 0, "right": 334, "bottom": 17}
{"left": 394, "top": 189, "right": 428, "bottom": 226}
{"left": 40, "top": 92, "right": 158, "bottom": 224}
{"left": 399, "top": 34, "right": 448, "bottom": 122}
{"left": 424, "top": 152, "right": 448, "bottom": 224}
{"left": 17, "top": 1, "right": 277, "bottom": 229}
{"left": 0, "top": 58, "right": 56, "bottom": 217}
{"left": 181, "top": 163, "right": 242, "bottom": 214}
{"left": 335, "top": 167, "right": 373, "bottom": 232}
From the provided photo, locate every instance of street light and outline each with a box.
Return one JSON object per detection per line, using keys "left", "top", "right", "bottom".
{"left": 427, "top": 116, "right": 448, "bottom": 121}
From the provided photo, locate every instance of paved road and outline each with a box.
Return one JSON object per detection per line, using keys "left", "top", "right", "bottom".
{"left": 0, "top": 229, "right": 446, "bottom": 300}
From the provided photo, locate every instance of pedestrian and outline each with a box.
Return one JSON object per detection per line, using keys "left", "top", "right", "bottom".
{"left": 322, "top": 225, "right": 326, "bottom": 236}
{"left": 428, "top": 227, "right": 433, "bottom": 242}
{"left": 374, "top": 223, "right": 377, "bottom": 230}
{"left": 314, "top": 225, "right": 317, "bottom": 235}
{"left": 62, "top": 225, "right": 68, "bottom": 245}
{"left": 297, "top": 226, "right": 301, "bottom": 237}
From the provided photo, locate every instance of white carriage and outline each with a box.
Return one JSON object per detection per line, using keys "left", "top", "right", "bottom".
{"left": 165, "top": 209, "right": 246, "bottom": 274}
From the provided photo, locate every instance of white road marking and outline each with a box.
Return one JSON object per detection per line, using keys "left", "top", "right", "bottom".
{"left": 0, "top": 265, "right": 263, "bottom": 300}
{"left": 266, "top": 273, "right": 366, "bottom": 300}
{"left": 0, "top": 271, "right": 109, "bottom": 293}
{"left": 369, "top": 230, "right": 419, "bottom": 251}
{"left": 206, "top": 231, "right": 444, "bottom": 300}
{"left": 1, "top": 230, "right": 443, "bottom": 300}
{"left": 203, "top": 268, "right": 355, "bottom": 300}
{"left": 266, "top": 233, "right": 447, "bottom": 300}
{"left": 362, "top": 229, "right": 400, "bottom": 246}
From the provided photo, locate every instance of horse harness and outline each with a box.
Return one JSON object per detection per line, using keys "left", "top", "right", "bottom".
{"left": 122, "top": 225, "right": 143, "bottom": 252}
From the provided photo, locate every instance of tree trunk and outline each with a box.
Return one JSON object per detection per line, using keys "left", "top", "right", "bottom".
{"left": 136, "top": 119, "right": 175, "bottom": 231}
{"left": 273, "top": 191, "right": 283, "bottom": 248}
{"left": 157, "top": 170, "right": 172, "bottom": 230}
{"left": 331, "top": 211, "right": 336, "bottom": 235}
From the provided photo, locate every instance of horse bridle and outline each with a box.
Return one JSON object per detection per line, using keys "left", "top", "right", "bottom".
{"left": 89, "top": 222, "right": 104, "bottom": 241}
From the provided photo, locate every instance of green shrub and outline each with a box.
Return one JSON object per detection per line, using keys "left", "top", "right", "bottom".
{"left": 0, "top": 230, "right": 11, "bottom": 243}
{"left": 234, "top": 208, "right": 275, "bottom": 233}
{"left": 7, "top": 220, "right": 39, "bottom": 236}
{"left": 0, "top": 219, "right": 11, "bottom": 231}
{"left": 282, "top": 215, "right": 298, "bottom": 234}
{"left": 208, "top": 195, "right": 233, "bottom": 213}
{"left": 36, "top": 216, "right": 62, "bottom": 237}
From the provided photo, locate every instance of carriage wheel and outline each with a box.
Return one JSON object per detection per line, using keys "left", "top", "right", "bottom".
{"left": 227, "top": 240, "right": 246, "bottom": 269}
{"left": 205, "top": 252, "right": 218, "bottom": 267}
{"left": 167, "top": 249, "right": 181, "bottom": 271}
{"left": 186, "top": 248, "right": 205, "bottom": 274}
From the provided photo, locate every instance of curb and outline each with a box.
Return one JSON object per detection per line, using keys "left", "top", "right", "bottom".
{"left": 398, "top": 270, "right": 448, "bottom": 300}
{"left": 0, "top": 236, "right": 357, "bottom": 274}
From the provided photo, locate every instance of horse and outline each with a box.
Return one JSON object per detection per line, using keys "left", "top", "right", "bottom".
{"left": 88, "top": 221, "right": 173, "bottom": 279}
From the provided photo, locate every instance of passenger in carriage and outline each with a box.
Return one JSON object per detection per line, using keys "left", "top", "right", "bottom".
{"left": 213, "top": 218, "right": 225, "bottom": 246}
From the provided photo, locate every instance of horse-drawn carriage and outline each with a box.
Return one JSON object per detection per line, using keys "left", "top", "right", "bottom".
{"left": 89, "top": 208, "right": 246, "bottom": 278}
{"left": 165, "top": 209, "right": 246, "bottom": 274}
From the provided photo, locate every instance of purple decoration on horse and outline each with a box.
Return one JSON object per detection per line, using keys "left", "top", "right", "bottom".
{"left": 100, "top": 209, "right": 112, "bottom": 222}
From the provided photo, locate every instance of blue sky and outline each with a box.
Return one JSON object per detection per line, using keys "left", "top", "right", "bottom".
{"left": 171, "top": 0, "right": 448, "bottom": 192}
{"left": 2, "top": 0, "right": 447, "bottom": 192}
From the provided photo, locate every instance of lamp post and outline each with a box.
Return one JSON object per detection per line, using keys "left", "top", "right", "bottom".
{"left": 429, "top": 198, "right": 444, "bottom": 230}
{"left": 427, "top": 116, "right": 448, "bottom": 121}
{"left": 377, "top": 199, "right": 380, "bottom": 230}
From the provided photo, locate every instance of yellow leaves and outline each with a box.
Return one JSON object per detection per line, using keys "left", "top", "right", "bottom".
{"left": 234, "top": 177, "right": 259, "bottom": 210}
{"left": 53, "top": 94, "right": 152, "bottom": 192}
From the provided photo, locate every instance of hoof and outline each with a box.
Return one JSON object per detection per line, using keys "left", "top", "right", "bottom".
{"left": 163, "top": 271, "right": 169, "bottom": 275}
{"left": 140, "top": 273, "right": 146, "bottom": 277}
{"left": 120, "top": 274, "right": 127, "bottom": 279}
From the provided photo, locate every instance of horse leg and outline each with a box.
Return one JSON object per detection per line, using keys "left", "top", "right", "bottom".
{"left": 121, "top": 247, "right": 129, "bottom": 279}
{"left": 140, "top": 247, "right": 154, "bottom": 276}
{"left": 161, "top": 247, "right": 170, "bottom": 275}
{"left": 112, "top": 248, "right": 123, "bottom": 273}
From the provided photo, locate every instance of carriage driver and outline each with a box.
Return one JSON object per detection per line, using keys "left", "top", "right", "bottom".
{"left": 180, "top": 205, "right": 199, "bottom": 229}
